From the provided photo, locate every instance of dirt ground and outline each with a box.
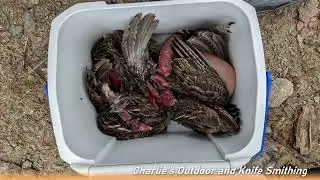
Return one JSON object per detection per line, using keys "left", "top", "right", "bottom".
{"left": 254, "top": 0, "right": 320, "bottom": 169}
{"left": 0, "top": 0, "right": 319, "bottom": 175}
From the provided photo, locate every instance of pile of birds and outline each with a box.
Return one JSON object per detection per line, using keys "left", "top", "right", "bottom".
{"left": 86, "top": 13, "right": 241, "bottom": 140}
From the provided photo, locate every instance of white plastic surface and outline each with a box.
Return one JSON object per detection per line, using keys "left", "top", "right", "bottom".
{"left": 48, "top": 0, "right": 266, "bottom": 175}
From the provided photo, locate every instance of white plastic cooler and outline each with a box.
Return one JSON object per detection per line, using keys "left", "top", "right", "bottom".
{"left": 47, "top": 0, "right": 267, "bottom": 175}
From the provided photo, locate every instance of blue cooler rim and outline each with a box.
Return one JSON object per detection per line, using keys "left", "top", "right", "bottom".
{"left": 45, "top": 83, "right": 48, "bottom": 97}
{"left": 253, "top": 71, "right": 272, "bottom": 159}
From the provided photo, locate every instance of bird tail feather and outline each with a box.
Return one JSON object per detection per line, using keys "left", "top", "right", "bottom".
{"left": 122, "top": 13, "right": 159, "bottom": 69}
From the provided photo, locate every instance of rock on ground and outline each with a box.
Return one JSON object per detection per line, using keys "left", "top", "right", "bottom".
{"left": 0, "top": 160, "right": 21, "bottom": 175}
{"left": 294, "top": 104, "right": 320, "bottom": 160}
{"left": 269, "top": 78, "right": 294, "bottom": 108}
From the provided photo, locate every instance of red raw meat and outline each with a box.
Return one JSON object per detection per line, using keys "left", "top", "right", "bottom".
{"left": 159, "top": 35, "right": 178, "bottom": 77}
{"left": 150, "top": 74, "right": 172, "bottom": 89}
{"left": 108, "top": 70, "right": 123, "bottom": 92}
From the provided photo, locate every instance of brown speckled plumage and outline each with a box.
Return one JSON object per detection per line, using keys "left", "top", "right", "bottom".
{"left": 122, "top": 13, "right": 159, "bottom": 82}
{"left": 88, "top": 14, "right": 241, "bottom": 138}
{"left": 96, "top": 83, "right": 168, "bottom": 140}
{"left": 169, "top": 23, "right": 241, "bottom": 135}
{"left": 171, "top": 37, "right": 231, "bottom": 106}
{"left": 87, "top": 13, "right": 168, "bottom": 140}
{"left": 172, "top": 99, "right": 239, "bottom": 135}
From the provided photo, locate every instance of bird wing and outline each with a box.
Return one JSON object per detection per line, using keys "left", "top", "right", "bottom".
{"left": 213, "top": 105, "right": 240, "bottom": 134}
{"left": 122, "top": 13, "right": 159, "bottom": 80}
{"left": 184, "top": 22, "right": 233, "bottom": 62}
{"left": 171, "top": 37, "right": 230, "bottom": 105}
{"left": 172, "top": 37, "right": 215, "bottom": 73}
{"left": 199, "top": 31, "right": 229, "bottom": 62}
{"left": 172, "top": 99, "right": 239, "bottom": 135}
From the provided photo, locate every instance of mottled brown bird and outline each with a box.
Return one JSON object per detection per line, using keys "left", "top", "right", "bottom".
{"left": 120, "top": 13, "right": 177, "bottom": 109}
{"left": 90, "top": 30, "right": 161, "bottom": 95}
{"left": 97, "top": 82, "right": 168, "bottom": 140}
{"left": 181, "top": 23, "right": 241, "bottom": 124}
{"left": 166, "top": 23, "right": 241, "bottom": 135}
{"left": 91, "top": 30, "right": 123, "bottom": 65}
{"left": 121, "top": 13, "right": 159, "bottom": 82}
{"left": 171, "top": 37, "right": 231, "bottom": 106}
{"left": 186, "top": 23, "right": 233, "bottom": 63}
{"left": 172, "top": 99, "right": 239, "bottom": 135}
{"left": 87, "top": 57, "right": 168, "bottom": 140}
{"left": 87, "top": 13, "right": 171, "bottom": 140}
{"left": 90, "top": 30, "right": 126, "bottom": 94}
